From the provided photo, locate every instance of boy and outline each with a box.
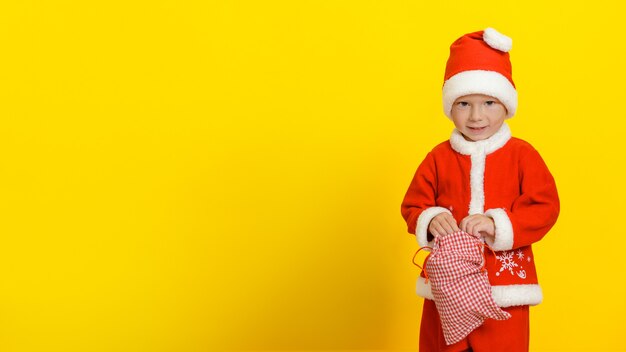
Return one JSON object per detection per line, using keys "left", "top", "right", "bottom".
{"left": 400, "top": 28, "right": 560, "bottom": 351}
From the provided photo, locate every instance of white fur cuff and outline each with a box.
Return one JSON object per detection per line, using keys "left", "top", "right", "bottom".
{"left": 416, "top": 276, "right": 434, "bottom": 300}
{"left": 484, "top": 208, "right": 514, "bottom": 251}
{"left": 492, "top": 284, "right": 543, "bottom": 307}
{"left": 416, "top": 206, "right": 452, "bottom": 248}
{"left": 417, "top": 281, "right": 544, "bottom": 308}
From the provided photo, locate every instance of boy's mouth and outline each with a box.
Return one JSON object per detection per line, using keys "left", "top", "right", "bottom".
{"left": 468, "top": 126, "right": 488, "bottom": 132}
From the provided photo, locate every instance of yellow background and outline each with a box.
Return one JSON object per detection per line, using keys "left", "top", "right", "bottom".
{"left": 0, "top": 1, "right": 624, "bottom": 351}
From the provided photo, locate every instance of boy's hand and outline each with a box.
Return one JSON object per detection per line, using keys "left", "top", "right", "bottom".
{"left": 460, "top": 214, "right": 495, "bottom": 240}
{"left": 428, "top": 213, "right": 461, "bottom": 238}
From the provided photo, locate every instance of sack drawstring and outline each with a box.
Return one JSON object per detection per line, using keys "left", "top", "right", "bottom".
{"left": 477, "top": 241, "right": 498, "bottom": 273}
{"left": 412, "top": 246, "right": 433, "bottom": 283}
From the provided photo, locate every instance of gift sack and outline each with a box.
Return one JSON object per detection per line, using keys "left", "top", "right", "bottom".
{"left": 421, "top": 231, "right": 511, "bottom": 345}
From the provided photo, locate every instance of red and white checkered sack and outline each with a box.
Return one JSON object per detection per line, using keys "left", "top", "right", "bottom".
{"left": 422, "top": 231, "right": 511, "bottom": 345}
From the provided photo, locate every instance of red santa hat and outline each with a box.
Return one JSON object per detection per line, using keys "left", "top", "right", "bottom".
{"left": 442, "top": 28, "right": 517, "bottom": 119}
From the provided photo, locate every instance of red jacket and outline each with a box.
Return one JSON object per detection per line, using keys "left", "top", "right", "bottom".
{"left": 401, "top": 123, "right": 560, "bottom": 307}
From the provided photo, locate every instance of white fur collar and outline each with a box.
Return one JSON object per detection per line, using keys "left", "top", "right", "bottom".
{"left": 450, "top": 123, "right": 512, "bottom": 156}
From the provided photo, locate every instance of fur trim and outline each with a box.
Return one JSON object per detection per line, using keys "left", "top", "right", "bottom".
{"left": 449, "top": 124, "right": 511, "bottom": 215}
{"left": 483, "top": 27, "right": 513, "bottom": 52}
{"left": 416, "top": 207, "right": 451, "bottom": 248}
{"left": 417, "top": 280, "right": 543, "bottom": 308}
{"left": 416, "top": 276, "right": 434, "bottom": 300}
{"left": 492, "top": 284, "right": 543, "bottom": 307}
{"left": 484, "top": 208, "right": 515, "bottom": 251}
{"left": 442, "top": 70, "right": 518, "bottom": 119}
{"left": 450, "top": 122, "right": 511, "bottom": 156}
{"left": 469, "top": 152, "right": 485, "bottom": 215}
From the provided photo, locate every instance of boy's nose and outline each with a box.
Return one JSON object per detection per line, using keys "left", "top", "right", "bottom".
{"left": 469, "top": 107, "right": 483, "bottom": 121}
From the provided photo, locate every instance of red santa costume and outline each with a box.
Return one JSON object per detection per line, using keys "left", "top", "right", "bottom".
{"left": 401, "top": 28, "right": 560, "bottom": 351}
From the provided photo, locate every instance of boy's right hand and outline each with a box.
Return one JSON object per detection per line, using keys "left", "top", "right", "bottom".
{"left": 428, "top": 212, "right": 460, "bottom": 238}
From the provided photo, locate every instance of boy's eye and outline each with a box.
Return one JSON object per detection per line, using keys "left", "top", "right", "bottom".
{"left": 485, "top": 101, "right": 496, "bottom": 105}
{"left": 457, "top": 102, "right": 469, "bottom": 107}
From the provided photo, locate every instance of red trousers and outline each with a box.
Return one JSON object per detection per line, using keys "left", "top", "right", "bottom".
{"left": 419, "top": 299, "right": 529, "bottom": 352}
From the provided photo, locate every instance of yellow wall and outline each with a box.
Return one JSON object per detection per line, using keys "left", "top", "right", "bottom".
{"left": 0, "top": 1, "right": 624, "bottom": 351}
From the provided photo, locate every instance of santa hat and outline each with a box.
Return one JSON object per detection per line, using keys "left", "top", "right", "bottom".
{"left": 442, "top": 27, "right": 517, "bottom": 119}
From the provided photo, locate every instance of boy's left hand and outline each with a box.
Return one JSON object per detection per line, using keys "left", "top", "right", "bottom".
{"left": 459, "top": 214, "right": 495, "bottom": 240}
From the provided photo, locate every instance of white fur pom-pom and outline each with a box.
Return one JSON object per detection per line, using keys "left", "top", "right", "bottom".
{"left": 483, "top": 27, "right": 512, "bottom": 52}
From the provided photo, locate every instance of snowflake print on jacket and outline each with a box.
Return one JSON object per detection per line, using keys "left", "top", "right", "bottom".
{"left": 494, "top": 249, "right": 532, "bottom": 279}
{"left": 495, "top": 251, "right": 518, "bottom": 276}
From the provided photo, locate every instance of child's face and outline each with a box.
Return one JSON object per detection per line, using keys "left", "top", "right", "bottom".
{"left": 450, "top": 94, "right": 507, "bottom": 141}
